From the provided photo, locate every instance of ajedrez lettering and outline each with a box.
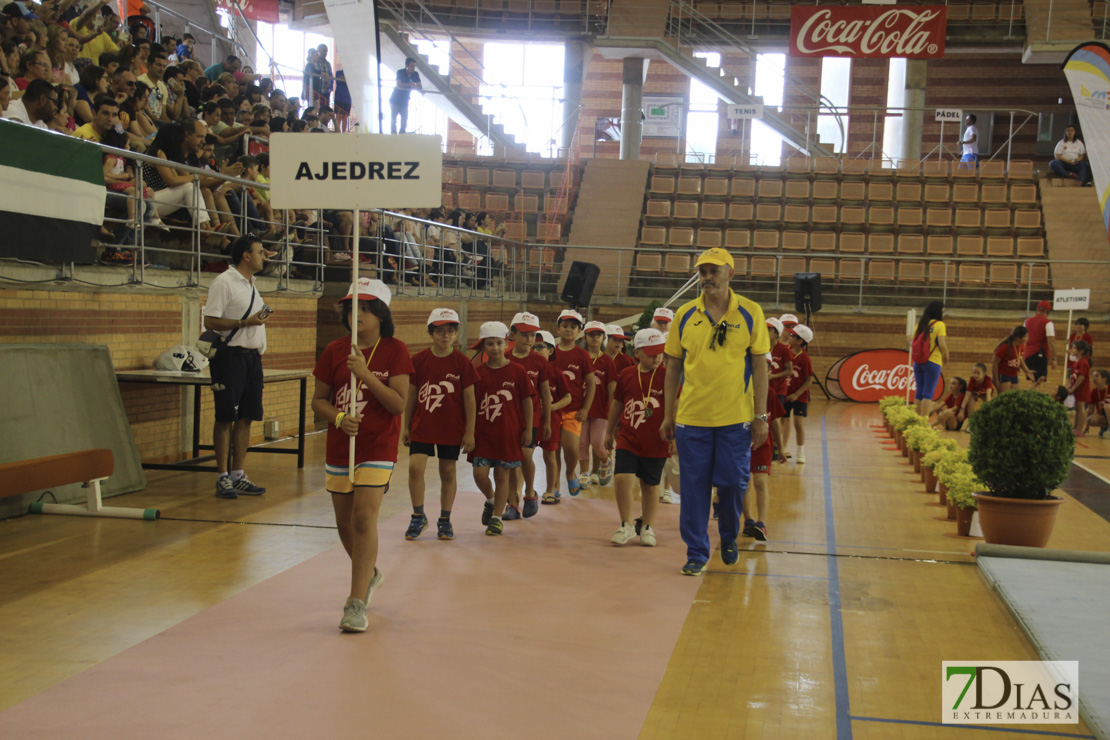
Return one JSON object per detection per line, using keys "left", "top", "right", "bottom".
{"left": 294, "top": 161, "right": 421, "bottom": 181}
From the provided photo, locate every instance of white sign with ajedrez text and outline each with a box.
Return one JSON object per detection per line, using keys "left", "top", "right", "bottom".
{"left": 727, "top": 103, "right": 764, "bottom": 119}
{"left": 268, "top": 133, "right": 443, "bottom": 209}
{"left": 1053, "top": 288, "right": 1090, "bottom": 310}
{"left": 935, "top": 108, "right": 963, "bottom": 122}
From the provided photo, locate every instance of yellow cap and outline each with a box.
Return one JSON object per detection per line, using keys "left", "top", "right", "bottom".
{"left": 694, "top": 247, "right": 735, "bottom": 269}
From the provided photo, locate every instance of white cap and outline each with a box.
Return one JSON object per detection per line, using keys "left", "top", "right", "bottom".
{"left": 427, "top": 308, "right": 460, "bottom": 326}
{"left": 584, "top": 320, "right": 607, "bottom": 334}
{"left": 479, "top": 321, "right": 509, "bottom": 341}
{"left": 537, "top": 330, "right": 556, "bottom": 347}
{"left": 510, "top": 312, "right": 541, "bottom": 332}
{"left": 790, "top": 324, "right": 814, "bottom": 343}
{"left": 633, "top": 328, "right": 667, "bottom": 356}
{"left": 339, "top": 277, "right": 391, "bottom": 306}
{"left": 766, "top": 316, "right": 784, "bottom": 336}
{"left": 605, "top": 324, "right": 629, "bottom": 339}
{"left": 780, "top": 313, "right": 799, "bottom": 326}
{"left": 653, "top": 307, "right": 674, "bottom": 323}
{"left": 557, "top": 309, "right": 584, "bottom": 325}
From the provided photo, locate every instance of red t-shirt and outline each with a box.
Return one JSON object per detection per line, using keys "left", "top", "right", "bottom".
{"left": 787, "top": 349, "right": 813, "bottom": 403}
{"left": 967, "top": 375, "right": 994, "bottom": 399}
{"left": 1090, "top": 385, "right": 1108, "bottom": 412}
{"left": 613, "top": 364, "right": 670, "bottom": 458}
{"left": 769, "top": 343, "right": 793, "bottom": 396}
{"left": 993, "top": 343, "right": 1022, "bottom": 377}
{"left": 946, "top": 392, "right": 966, "bottom": 410}
{"left": 613, "top": 352, "right": 636, "bottom": 374}
{"left": 508, "top": 350, "right": 550, "bottom": 431}
{"left": 314, "top": 336, "right": 414, "bottom": 466}
{"left": 544, "top": 364, "right": 571, "bottom": 443}
{"left": 552, "top": 344, "right": 594, "bottom": 414}
{"left": 409, "top": 348, "right": 479, "bottom": 446}
{"left": 752, "top": 394, "right": 787, "bottom": 458}
{"left": 1023, "top": 314, "right": 1052, "bottom": 359}
{"left": 1067, "top": 332, "right": 1093, "bottom": 370}
{"left": 471, "top": 361, "right": 535, "bottom": 462}
{"left": 588, "top": 352, "right": 618, "bottom": 419}
{"left": 1071, "top": 357, "right": 1091, "bottom": 403}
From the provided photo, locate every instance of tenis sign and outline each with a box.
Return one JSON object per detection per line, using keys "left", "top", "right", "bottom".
{"left": 826, "top": 349, "right": 944, "bottom": 403}
{"left": 789, "top": 6, "right": 948, "bottom": 58}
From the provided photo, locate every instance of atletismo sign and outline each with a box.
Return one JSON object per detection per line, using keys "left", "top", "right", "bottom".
{"left": 825, "top": 349, "right": 945, "bottom": 403}
{"left": 789, "top": 6, "right": 948, "bottom": 59}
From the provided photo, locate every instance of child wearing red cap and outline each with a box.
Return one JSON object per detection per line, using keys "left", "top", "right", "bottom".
{"left": 312, "top": 278, "right": 414, "bottom": 633}
{"left": 402, "top": 308, "right": 478, "bottom": 542}
{"left": 471, "top": 321, "right": 535, "bottom": 535}
{"left": 506, "top": 312, "right": 550, "bottom": 519}
{"left": 533, "top": 331, "right": 573, "bottom": 503}
{"left": 580, "top": 321, "right": 617, "bottom": 488}
{"left": 550, "top": 309, "right": 596, "bottom": 497}
{"left": 604, "top": 328, "right": 670, "bottom": 547}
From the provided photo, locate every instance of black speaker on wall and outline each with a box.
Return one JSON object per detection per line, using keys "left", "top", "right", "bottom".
{"left": 793, "top": 272, "right": 822, "bottom": 315}
{"left": 561, "top": 261, "right": 601, "bottom": 307}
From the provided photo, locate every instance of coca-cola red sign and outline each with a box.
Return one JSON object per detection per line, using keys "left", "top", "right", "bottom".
{"left": 789, "top": 6, "right": 948, "bottom": 59}
{"left": 826, "top": 349, "right": 944, "bottom": 403}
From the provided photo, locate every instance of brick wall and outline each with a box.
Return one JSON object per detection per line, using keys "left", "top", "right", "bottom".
{"left": 0, "top": 287, "right": 319, "bottom": 462}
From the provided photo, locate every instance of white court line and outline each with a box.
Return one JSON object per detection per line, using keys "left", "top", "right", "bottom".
{"left": 1074, "top": 459, "right": 1110, "bottom": 487}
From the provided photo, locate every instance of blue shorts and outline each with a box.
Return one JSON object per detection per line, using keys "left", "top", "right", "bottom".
{"left": 472, "top": 457, "right": 521, "bottom": 469}
{"left": 961, "top": 153, "right": 978, "bottom": 163}
{"left": 782, "top": 399, "right": 808, "bottom": 417}
{"left": 913, "top": 361, "right": 943, "bottom": 401}
{"left": 999, "top": 374, "right": 1019, "bottom": 385}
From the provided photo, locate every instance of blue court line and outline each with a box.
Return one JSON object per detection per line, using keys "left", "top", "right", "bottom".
{"left": 704, "top": 569, "right": 827, "bottom": 581}
{"left": 754, "top": 539, "right": 900, "bottom": 552}
{"left": 850, "top": 716, "right": 1094, "bottom": 738}
{"left": 823, "top": 417, "right": 853, "bottom": 740}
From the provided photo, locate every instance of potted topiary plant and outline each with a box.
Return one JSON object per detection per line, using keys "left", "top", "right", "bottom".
{"left": 967, "top": 390, "right": 1074, "bottom": 547}
{"left": 934, "top": 447, "right": 969, "bottom": 509}
{"left": 904, "top": 424, "right": 939, "bottom": 474}
{"left": 922, "top": 439, "right": 959, "bottom": 494}
{"left": 890, "top": 407, "right": 924, "bottom": 457}
{"left": 945, "top": 464, "right": 983, "bottom": 537}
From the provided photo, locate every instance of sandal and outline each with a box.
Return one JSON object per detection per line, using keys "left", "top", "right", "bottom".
{"left": 541, "top": 491, "right": 559, "bottom": 505}
{"left": 567, "top": 476, "right": 582, "bottom": 497}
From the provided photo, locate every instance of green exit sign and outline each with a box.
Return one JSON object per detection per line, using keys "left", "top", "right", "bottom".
{"left": 650, "top": 107, "right": 666, "bottom": 116}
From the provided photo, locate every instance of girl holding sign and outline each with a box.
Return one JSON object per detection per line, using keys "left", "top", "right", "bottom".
{"left": 312, "top": 278, "right": 413, "bottom": 633}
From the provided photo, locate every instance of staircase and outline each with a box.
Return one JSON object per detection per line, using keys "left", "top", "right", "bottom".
{"left": 1021, "top": 0, "right": 1095, "bottom": 63}
{"left": 559, "top": 158, "right": 651, "bottom": 297}
{"left": 1039, "top": 185, "right": 1110, "bottom": 312}
{"left": 596, "top": 0, "right": 836, "bottom": 158}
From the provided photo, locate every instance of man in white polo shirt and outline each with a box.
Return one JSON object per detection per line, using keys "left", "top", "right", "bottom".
{"left": 203, "top": 234, "right": 271, "bottom": 498}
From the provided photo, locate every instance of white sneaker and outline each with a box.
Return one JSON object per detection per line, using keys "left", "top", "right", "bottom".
{"left": 796, "top": 449, "right": 806, "bottom": 464}
{"left": 339, "top": 597, "right": 367, "bottom": 632}
{"left": 578, "top": 473, "right": 591, "bottom": 489}
{"left": 589, "top": 473, "right": 600, "bottom": 485}
{"left": 364, "top": 568, "right": 384, "bottom": 605}
{"left": 660, "top": 490, "right": 673, "bottom": 504}
{"left": 640, "top": 526, "right": 657, "bottom": 547}
{"left": 611, "top": 522, "right": 634, "bottom": 545}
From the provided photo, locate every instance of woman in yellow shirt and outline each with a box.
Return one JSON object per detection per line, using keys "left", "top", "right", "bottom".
{"left": 911, "top": 300, "right": 949, "bottom": 415}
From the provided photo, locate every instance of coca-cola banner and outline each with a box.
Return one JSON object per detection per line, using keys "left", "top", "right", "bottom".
{"left": 825, "top": 349, "right": 944, "bottom": 403}
{"left": 789, "top": 6, "right": 948, "bottom": 59}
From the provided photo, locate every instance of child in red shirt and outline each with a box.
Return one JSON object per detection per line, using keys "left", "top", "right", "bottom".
{"left": 1068, "top": 340, "right": 1092, "bottom": 436}
{"left": 742, "top": 392, "right": 786, "bottom": 541}
{"left": 606, "top": 324, "right": 637, "bottom": 374}
{"left": 962, "top": 363, "right": 994, "bottom": 425}
{"left": 991, "top": 325, "right": 1035, "bottom": 393}
{"left": 506, "top": 312, "right": 550, "bottom": 519}
{"left": 580, "top": 321, "right": 617, "bottom": 488}
{"left": 1067, "top": 318, "right": 1093, "bottom": 372}
{"left": 470, "top": 321, "right": 535, "bottom": 535}
{"left": 550, "top": 309, "right": 596, "bottom": 496}
{"left": 401, "top": 308, "right": 478, "bottom": 542}
{"left": 603, "top": 328, "right": 670, "bottom": 547}
{"left": 533, "top": 330, "right": 572, "bottom": 504}
{"left": 780, "top": 324, "right": 815, "bottom": 464}
{"left": 931, "top": 377, "right": 968, "bottom": 431}
{"left": 312, "top": 278, "right": 413, "bottom": 633}
{"left": 1086, "top": 368, "right": 1108, "bottom": 436}
{"left": 766, "top": 317, "right": 793, "bottom": 463}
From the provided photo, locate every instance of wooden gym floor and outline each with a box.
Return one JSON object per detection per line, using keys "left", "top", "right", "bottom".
{"left": 1, "top": 401, "right": 1106, "bottom": 739}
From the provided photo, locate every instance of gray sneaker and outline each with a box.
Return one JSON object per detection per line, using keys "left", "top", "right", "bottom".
{"left": 233, "top": 475, "right": 266, "bottom": 495}
{"left": 640, "top": 526, "right": 657, "bottom": 547}
{"left": 339, "top": 597, "right": 367, "bottom": 632}
{"left": 364, "top": 568, "right": 385, "bottom": 605}
{"left": 610, "top": 522, "right": 635, "bottom": 546}
{"left": 215, "top": 475, "right": 237, "bottom": 499}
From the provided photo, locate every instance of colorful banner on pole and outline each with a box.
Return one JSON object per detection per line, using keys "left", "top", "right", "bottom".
{"left": 789, "top": 5, "right": 947, "bottom": 58}
{"left": 1062, "top": 42, "right": 1110, "bottom": 243}
{"left": 323, "top": 0, "right": 382, "bottom": 133}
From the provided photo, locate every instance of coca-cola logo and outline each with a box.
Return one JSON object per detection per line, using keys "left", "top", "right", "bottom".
{"left": 790, "top": 6, "right": 947, "bottom": 59}
{"left": 826, "top": 349, "right": 944, "bottom": 403}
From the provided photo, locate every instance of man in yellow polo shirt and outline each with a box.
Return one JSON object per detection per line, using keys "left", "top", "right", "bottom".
{"left": 661, "top": 247, "right": 770, "bottom": 575}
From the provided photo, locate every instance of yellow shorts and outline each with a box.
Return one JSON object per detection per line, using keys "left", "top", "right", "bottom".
{"left": 561, "top": 414, "right": 582, "bottom": 438}
{"left": 325, "top": 461, "right": 395, "bottom": 493}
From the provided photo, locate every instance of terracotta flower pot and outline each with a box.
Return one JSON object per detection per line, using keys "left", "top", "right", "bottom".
{"left": 901, "top": 437, "right": 910, "bottom": 459}
{"left": 956, "top": 505, "right": 978, "bottom": 537}
{"left": 924, "top": 466, "right": 937, "bottom": 493}
{"left": 913, "top": 451, "right": 922, "bottom": 474}
{"left": 972, "top": 493, "right": 1064, "bottom": 548}
{"left": 946, "top": 501, "right": 957, "bottom": 521}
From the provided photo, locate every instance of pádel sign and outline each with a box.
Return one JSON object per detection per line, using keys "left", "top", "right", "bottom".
{"left": 789, "top": 6, "right": 948, "bottom": 58}
{"left": 832, "top": 349, "right": 944, "bottom": 403}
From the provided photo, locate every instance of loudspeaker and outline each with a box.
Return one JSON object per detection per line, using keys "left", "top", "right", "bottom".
{"left": 561, "top": 261, "right": 600, "bottom": 307}
{"left": 793, "top": 272, "right": 822, "bottom": 315}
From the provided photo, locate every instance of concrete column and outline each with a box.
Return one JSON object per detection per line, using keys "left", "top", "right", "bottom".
{"left": 561, "top": 40, "right": 587, "bottom": 156}
{"left": 620, "top": 57, "right": 645, "bottom": 160}
{"left": 900, "top": 59, "right": 928, "bottom": 164}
